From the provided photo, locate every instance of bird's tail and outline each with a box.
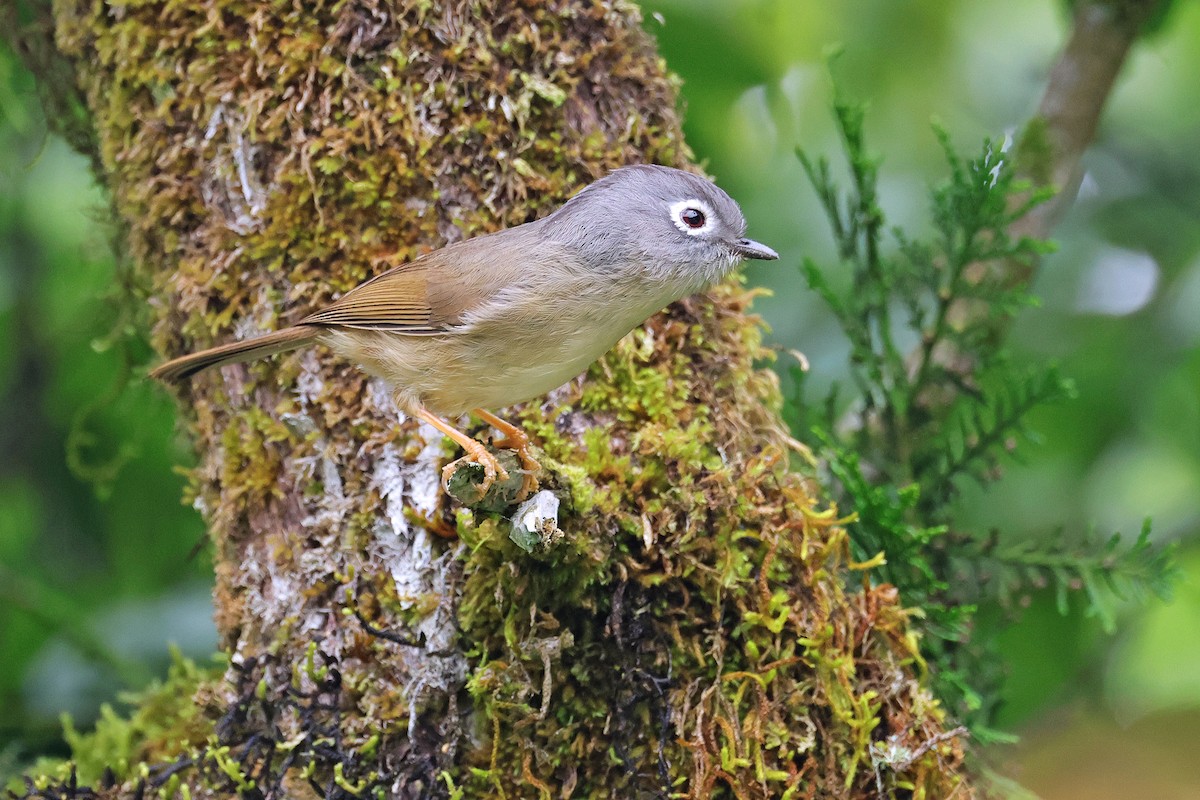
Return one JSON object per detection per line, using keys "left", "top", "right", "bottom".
{"left": 149, "top": 325, "right": 317, "bottom": 383}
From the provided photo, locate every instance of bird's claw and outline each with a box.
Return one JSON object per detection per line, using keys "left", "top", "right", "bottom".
{"left": 483, "top": 419, "right": 541, "bottom": 499}
{"left": 441, "top": 447, "right": 509, "bottom": 499}
{"left": 505, "top": 445, "right": 541, "bottom": 499}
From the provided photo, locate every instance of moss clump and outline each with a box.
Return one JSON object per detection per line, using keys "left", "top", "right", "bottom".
{"left": 1014, "top": 116, "right": 1055, "bottom": 188}
{"left": 452, "top": 283, "right": 970, "bottom": 798}
{"left": 9, "top": 651, "right": 220, "bottom": 795}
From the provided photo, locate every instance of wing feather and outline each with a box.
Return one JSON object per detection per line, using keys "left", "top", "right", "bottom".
{"left": 299, "top": 223, "right": 551, "bottom": 334}
{"left": 299, "top": 261, "right": 447, "bottom": 333}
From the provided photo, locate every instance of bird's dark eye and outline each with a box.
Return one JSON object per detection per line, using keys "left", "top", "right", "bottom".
{"left": 680, "top": 207, "right": 706, "bottom": 229}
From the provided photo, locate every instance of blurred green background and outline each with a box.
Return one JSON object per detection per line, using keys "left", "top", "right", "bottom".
{"left": 1, "top": 1, "right": 1198, "bottom": 796}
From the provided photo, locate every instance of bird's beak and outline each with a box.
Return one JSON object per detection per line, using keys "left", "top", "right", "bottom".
{"left": 731, "top": 238, "right": 779, "bottom": 261}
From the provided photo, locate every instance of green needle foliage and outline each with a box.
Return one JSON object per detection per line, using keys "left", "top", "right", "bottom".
{"left": 787, "top": 98, "right": 1176, "bottom": 738}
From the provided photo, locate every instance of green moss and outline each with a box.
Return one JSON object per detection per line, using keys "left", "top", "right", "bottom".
{"left": 442, "top": 282, "right": 966, "bottom": 797}
{"left": 1015, "top": 115, "right": 1055, "bottom": 187}
{"left": 18, "top": 651, "right": 220, "bottom": 790}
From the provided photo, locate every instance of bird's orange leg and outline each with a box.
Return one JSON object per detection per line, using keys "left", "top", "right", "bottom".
{"left": 415, "top": 407, "right": 509, "bottom": 496}
{"left": 473, "top": 408, "right": 541, "bottom": 498}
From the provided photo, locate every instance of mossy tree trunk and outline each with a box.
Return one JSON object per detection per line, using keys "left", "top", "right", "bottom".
{"left": 17, "top": 1, "right": 970, "bottom": 797}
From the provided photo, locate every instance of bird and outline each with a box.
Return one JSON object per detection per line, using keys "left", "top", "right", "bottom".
{"left": 150, "top": 164, "right": 779, "bottom": 500}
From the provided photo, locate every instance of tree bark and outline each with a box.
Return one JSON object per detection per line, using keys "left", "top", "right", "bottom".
{"left": 1011, "top": 0, "right": 1164, "bottom": 278}
{"left": 14, "top": 1, "right": 969, "bottom": 797}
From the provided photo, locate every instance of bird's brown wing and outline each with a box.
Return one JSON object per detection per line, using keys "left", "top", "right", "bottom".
{"left": 299, "top": 227, "right": 543, "bottom": 334}
{"left": 300, "top": 260, "right": 445, "bottom": 333}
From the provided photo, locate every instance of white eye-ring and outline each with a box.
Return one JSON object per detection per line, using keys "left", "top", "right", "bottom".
{"left": 670, "top": 198, "right": 714, "bottom": 236}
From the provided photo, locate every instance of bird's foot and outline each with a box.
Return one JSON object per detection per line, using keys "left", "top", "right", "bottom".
{"left": 440, "top": 440, "right": 510, "bottom": 500}
{"left": 474, "top": 409, "right": 541, "bottom": 500}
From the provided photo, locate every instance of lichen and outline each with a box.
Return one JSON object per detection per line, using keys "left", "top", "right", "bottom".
{"left": 11, "top": 0, "right": 975, "bottom": 797}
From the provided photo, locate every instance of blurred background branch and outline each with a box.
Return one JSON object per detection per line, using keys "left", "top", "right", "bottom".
{"left": 1017, "top": 0, "right": 1169, "bottom": 242}
{"left": 1, "top": 0, "right": 99, "bottom": 171}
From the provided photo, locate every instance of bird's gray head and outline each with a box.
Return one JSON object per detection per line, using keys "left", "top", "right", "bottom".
{"left": 546, "top": 164, "right": 778, "bottom": 290}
